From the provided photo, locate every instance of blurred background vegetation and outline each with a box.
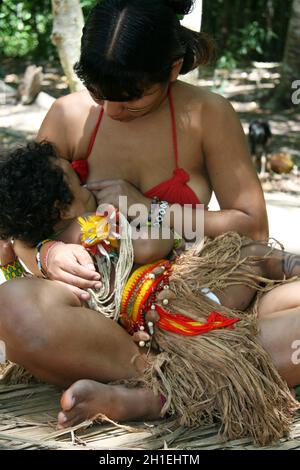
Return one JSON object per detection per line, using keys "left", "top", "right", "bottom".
{"left": 202, "top": 0, "right": 293, "bottom": 69}
{"left": 0, "top": 0, "right": 94, "bottom": 60}
{"left": 0, "top": 1, "right": 299, "bottom": 196}
{"left": 0, "top": 0, "right": 293, "bottom": 65}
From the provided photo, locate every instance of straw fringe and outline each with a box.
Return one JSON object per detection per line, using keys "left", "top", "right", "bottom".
{"left": 2, "top": 232, "right": 299, "bottom": 445}
{"left": 118, "top": 232, "right": 299, "bottom": 446}
{"left": 0, "top": 362, "right": 36, "bottom": 385}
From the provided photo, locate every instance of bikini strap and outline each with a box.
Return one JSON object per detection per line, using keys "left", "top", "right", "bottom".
{"left": 84, "top": 106, "right": 104, "bottom": 160}
{"left": 168, "top": 86, "right": 179, "bottom": 169}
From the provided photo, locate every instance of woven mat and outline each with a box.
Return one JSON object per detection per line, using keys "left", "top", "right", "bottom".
{"left": 1, "top": 382, "right": 300, "bottom": 450}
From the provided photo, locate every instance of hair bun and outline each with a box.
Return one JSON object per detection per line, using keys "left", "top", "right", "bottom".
{"left": 166, "top": 0, "right": 194, "bottom": 15}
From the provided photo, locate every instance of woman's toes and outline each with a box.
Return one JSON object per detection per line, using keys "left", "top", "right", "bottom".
{"left": 57, "top": 410, "right": 68, "bottom": 429}
{"left": 60, "top": 388, "right": 76, "bottom": 412}
{"left": 56, "top": 409, "right": 85, "bottom": 430}
{"left": 57, "top": 379, "right": 116, "bottom": 430}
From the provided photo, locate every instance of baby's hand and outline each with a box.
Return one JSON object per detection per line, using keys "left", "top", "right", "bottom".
{"left": 45, "top": 242, "right": 102, "bottom": 300}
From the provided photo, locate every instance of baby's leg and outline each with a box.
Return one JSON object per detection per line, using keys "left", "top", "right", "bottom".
{"left": 214, "top": 243, "right": 300, "bottom": 311}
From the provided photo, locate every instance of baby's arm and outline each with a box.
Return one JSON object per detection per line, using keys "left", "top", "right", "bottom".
{"left": 12, "top": 219, "right": 84, "bottom": 276}
{"left": 58, "top": 218, "right": 174, "bottom": 264}
{"left": 132, "top": 226, "right": 174, "bottom": 265}
{"left": 59, "top": 218, "right": 174, "bottom": 265}
{"left": 14, "top": 216, "right": 174, "bottom": 275}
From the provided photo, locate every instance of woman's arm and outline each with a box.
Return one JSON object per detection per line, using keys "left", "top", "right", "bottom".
{"left": 36, "top": 95, "right": 76, "bottom": 158}
{"left": 202, "top": 93, "right": 268, "bottom": 240}
{"left": 14, "top": 213, "right": 172, "bottom": 286}
{"left": 87, "top": 93, "right": 268, "bottom": 242}
{"left": 168, "top": 94, "right": 268, "bottom": 241}
{"left": 57, "top": 216, "right": 174, "bottom": 264}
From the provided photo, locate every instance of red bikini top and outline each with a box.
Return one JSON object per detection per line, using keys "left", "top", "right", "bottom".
{"left": 71, "top": 87, "right": 201, "bottom": 207}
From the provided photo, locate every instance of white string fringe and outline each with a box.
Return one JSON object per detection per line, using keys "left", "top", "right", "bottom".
{"left": 87, "top": 212, "right": 134, "bottom": 321}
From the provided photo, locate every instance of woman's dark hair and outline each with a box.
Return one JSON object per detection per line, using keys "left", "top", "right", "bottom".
{"left": 0, "top": 141, "right": 73, "bottom": 246}
{"left": 74, "top": 0, "right": 213, "bottom": 101}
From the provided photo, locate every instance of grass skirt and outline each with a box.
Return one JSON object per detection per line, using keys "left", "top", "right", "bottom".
{"left": 122, "top": 232, "right": 299, "bottom": 445}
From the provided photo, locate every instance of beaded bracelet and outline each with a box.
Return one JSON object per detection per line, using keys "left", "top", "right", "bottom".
{"left": 35, "top": 239, "right": 52, "bottom": 278}
{"left": 147, "top": 197, "right": 159, "bottom": 227}
{"left": 1, "top": 259, "right": 24, "bottom": 281}
{"left": 147, "top": 197, "right": 169, "bottom": 227}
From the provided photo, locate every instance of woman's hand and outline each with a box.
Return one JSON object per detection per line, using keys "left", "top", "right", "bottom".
{"left": 0, "top": 240, "right": 16, "bottom": 266}
{"left": 45, "top": 242, "right": 102, "bottom": 300}
{"left": 86, "top": 179, "right": 151, "bottom": 220}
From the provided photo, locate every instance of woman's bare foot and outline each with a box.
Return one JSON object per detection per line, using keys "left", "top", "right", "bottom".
{"left": 57, "top": 379, "right": 162, "bottom": 429}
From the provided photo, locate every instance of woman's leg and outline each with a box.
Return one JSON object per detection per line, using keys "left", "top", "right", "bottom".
{"left": 0, "top": 278, "right": 150, "bottom": 386}
{"left": 0, "top": 278, "right": 162, "bottom": 427}
{"left": 255, "top": 281, "right": 300, "bottom": 388}
{"left": 57, "top": 279, "right": 300, "bottom": 429}
{"left": 258, "top": 308, "right": 300, "bottom": 388}
{"left": 258, "top": 281, "right": 300, "bottom": 318}
{"left": 57, "top": 380, "right": 162, "bottom": 429}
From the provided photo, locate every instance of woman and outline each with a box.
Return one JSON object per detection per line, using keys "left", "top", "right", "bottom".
{"left": 0, "top": 0, "right": 279, "bottom": 443}
{"left": 2, "top": 0, "right": 268, "bottom": 296}
{"left": 0, "top": 141, "right": 299, "bottom": 445}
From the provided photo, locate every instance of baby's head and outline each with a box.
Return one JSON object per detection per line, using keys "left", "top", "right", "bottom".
{"left": 0, "top": 141, "right": 96, "bottom": 246}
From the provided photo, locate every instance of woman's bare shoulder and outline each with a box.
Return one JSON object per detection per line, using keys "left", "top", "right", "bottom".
{"left": 37, "top": 90, "right": 98, "bottom": 159}
{"left": 176, "top": 80, "right": 232, "bottom": 114}
{"left": 50, "top": 89, "right": 95, "bottom": 121}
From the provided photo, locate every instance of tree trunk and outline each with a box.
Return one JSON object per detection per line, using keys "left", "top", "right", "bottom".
{"left": 51, "top": 0, "right": 84, "bottom": 93}
{"left": 182, "top": 0, "right": 203, "bottom": 31}
{"left": 273, "top": 0, "right": 300, "bottom": 106}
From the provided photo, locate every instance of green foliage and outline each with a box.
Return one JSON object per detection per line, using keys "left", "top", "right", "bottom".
{"left": 80, "top": 0, "right": 98, "bottom": 14}
{"left": 0, "top": 0, "right": 53, "bottom": 58}
{"left": 217, "top": 21, "right": 278, "bottom": 70}
{"left": 0, "top": 0, "right": 294, "bottom": 66}
{"left": 216, "top": 52, "right": 237, "bottom": 71}
{"left": 233, "top": 21, "right": 277, "bottom": 57}
{"left": 203, "top": 0, "right": 293, "bottom": 69}
{"left": 0, "top": 0, "right": 97, "bottom": 59}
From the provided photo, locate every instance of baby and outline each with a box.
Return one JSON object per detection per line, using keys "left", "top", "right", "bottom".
{"left": 0, "top": 141, "right": 174, "bottom": 274}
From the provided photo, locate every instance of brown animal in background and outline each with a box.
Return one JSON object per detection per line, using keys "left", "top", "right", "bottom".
{"left": 248, "top": 120, "right": 272, "bottom": 174}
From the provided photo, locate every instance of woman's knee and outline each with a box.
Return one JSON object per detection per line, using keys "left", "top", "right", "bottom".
{"left": 258, "top": 281, "right": 300, "bottom": 318}
{"left": 0, "top": 278, "right": 66, "bottom": 352}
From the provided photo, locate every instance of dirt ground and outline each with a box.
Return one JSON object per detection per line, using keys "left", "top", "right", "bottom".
{"left": 1, "top": 59, "right": 299, "bottom": 171}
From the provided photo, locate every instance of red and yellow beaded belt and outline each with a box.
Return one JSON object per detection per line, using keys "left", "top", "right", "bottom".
{"left": 120, "top": 260, "right": 239, "bottom": 336}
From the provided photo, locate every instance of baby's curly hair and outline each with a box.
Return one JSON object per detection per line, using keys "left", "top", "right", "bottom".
{"left": 0, "top": 141, "right": 74, "bottom": 246}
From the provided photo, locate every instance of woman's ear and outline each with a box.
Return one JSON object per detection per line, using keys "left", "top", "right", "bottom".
{"left": 170, "top": 58, "right": 184, "bottom": 82}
